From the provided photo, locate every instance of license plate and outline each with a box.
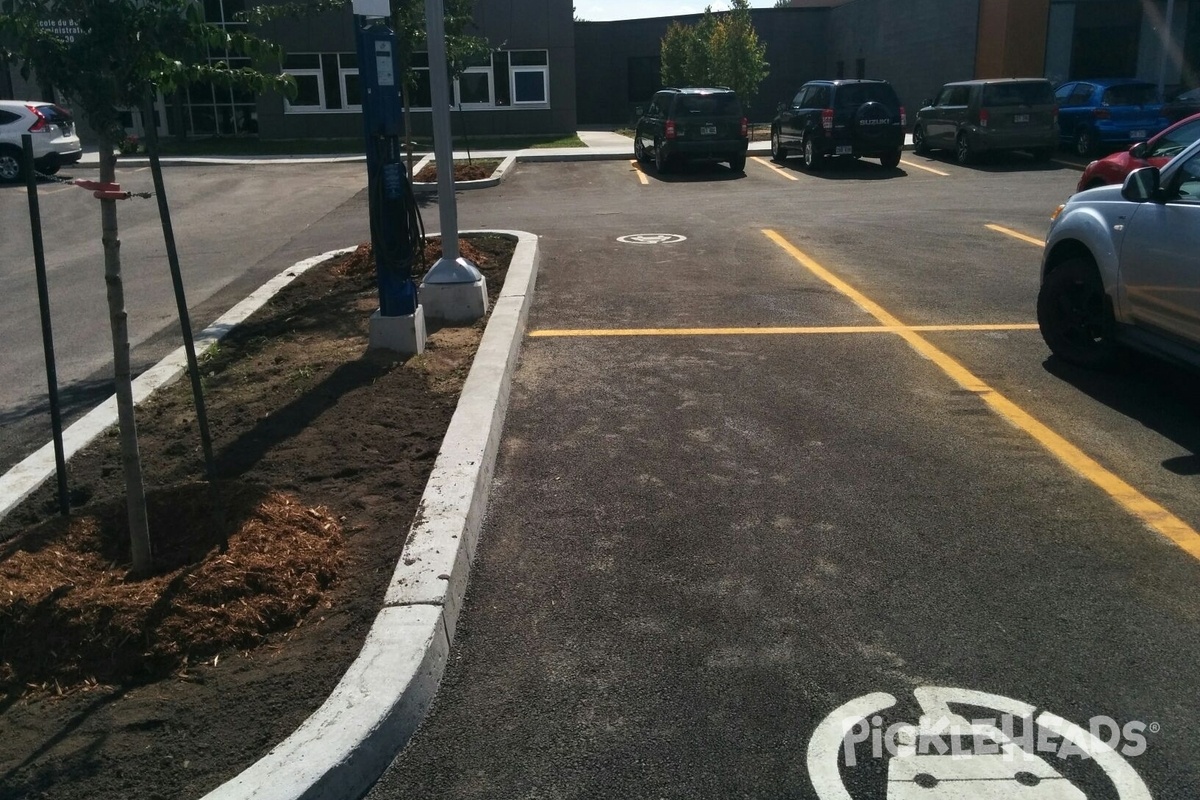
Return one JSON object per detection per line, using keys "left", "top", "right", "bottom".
{"left": 701, "top": 125, "right": 716, "bottom": 135}
{"left": 835, "top": 145, "right": 853, "bottom": 155}
{"left": 1130, "top": 130, "right": 1146, "bottom": 139}
{"left": 1014, "top": 114, "right": 1029, "bottom": 123}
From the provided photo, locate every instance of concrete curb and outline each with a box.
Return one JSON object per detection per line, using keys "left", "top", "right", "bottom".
{"left": 201, "top": 230, "right": 539, "bottom": 800}
{"left": 0, "top": 247, "right": 357, "bottom": 531}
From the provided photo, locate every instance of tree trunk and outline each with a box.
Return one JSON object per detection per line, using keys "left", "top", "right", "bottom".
{"left": 98, "top": 132, "right": 152, "bottom": 576}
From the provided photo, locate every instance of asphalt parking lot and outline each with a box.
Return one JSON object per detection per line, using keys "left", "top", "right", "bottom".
{"left": 363, "top": 151, "right": 1200, "bottom": 799}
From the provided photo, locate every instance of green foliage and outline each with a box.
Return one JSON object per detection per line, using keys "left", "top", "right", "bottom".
{"left": 0, "top": 0, "right": 294, "bottom": 143}
{"left": 657, "top": 0, "right": 768, "bottom": 107}
{"left": 685, "top": 7, "right": 717, "bottom": 86}
{"left": 659, "top": 21, "right": 689, "bottom": 88}
{"left": 711, "top": 0, "right": 768, "bottom": 107}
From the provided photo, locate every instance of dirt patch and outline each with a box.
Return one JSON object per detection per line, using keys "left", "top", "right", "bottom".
{"left": 413, "top": 158, "right": 502, "bottom": 183}
{"left": 0, "top": 234, "right": 515, "bottom": 800}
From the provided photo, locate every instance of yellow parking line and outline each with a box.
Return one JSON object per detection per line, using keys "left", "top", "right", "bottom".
{"left": 752, "top": 156, "right": 799, "bottom": 181}
{"left": 900, "top": 159, "right": 950, "bottom": 176}
{"left": 986, "top": 223, "right": 1044, "bottom": 247}
{"left": 762, "top": 228, "right": 1200, "bottom": 560}
{"left": 531, "top": 323, "right": 1038, "bottom": 338}
{"left": 1052, "top": 158, "right": 1085, "bottom": 171}
{"left": 630, "top": 161, "right": 649, "bottom": 185}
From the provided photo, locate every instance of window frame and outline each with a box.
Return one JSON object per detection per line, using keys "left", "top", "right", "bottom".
{"left": 511, "top": 65, "right": 549, "bottom": 105}
{"left": 283, "top": 52, "right": 363, "bottom": 114}
{"left": 285, "top": 68, "right": 325, "bottom": 112}
{"left": 406, "top": 48, "right": 551, "bottom": 111}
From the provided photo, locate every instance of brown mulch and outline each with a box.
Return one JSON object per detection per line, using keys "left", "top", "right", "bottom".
{"left": 0, "top": 233, "right": 515, "bottom": 800}
{"left": 413, "top": 158, "right": 502, "bottom": 183}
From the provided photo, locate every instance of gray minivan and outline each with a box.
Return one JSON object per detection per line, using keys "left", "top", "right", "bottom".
{"left": 913, "top": 78, "right": 1058, "bottom": 164}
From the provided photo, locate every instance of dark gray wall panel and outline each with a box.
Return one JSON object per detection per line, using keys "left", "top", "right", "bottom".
{"left": 826, "top": 0, "right": 980, "bottom": 118}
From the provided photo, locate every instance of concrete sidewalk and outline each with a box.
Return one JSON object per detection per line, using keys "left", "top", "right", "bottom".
{"left": 72, "top": 129, "right": 818, "bottom": 168}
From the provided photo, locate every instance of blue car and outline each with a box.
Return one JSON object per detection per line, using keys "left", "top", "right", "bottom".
{"left": 1054, "top": 79, "right": 1168, "bottom": 158}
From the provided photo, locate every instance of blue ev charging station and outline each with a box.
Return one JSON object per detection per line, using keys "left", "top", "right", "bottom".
{"left": 353, "top": 0, "right": 427, "bottom": 354}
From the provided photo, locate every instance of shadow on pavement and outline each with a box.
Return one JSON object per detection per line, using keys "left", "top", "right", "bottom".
{"left": 773, "top": 156, "right": 906, "bottom": 180}
{"left": 1043, "top": 354, "right": 1200, "bottom": 475}
{"left": 640, "top": 160, "right": 748, "bottom": 183}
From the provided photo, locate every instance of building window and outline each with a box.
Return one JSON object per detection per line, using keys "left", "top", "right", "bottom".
{"left": 509, "top": 50, "right": 548, "bottom": 105}
{"left": 283, "top": 53, "right": 360, "bottom": 113}
{"left": 408, "top": 49, "right": 550, "bottom": 110}
{"left": 183, "top": 0, "right": 257, "bottom": 135}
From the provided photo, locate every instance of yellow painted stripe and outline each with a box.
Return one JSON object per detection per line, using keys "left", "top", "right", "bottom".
{"left": 752, "top": 156, "right": 800, "bottom": 181}
{"left": 1052, "top": 158, "right": 1085, "bottom": 171}
{"left": 630, "top": 160, "right": 649, "bottom": 185}
{"left": 986, "top": 223, "right": 1045, "bottom": 247}
{"left": 900, "top": 159, "right": 950, "bottom": 176}
{"left": 530, "top": 323, "right": 1039, "bottom": 338}
{"left": 762, "top": 228, "right": 1200, "bottom": 559}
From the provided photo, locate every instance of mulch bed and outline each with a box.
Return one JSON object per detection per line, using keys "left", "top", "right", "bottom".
{"left": 0, "top": 233, "right": 514, "bottom": 800}
{"left": 413, "top": 159, "right": 502, "bottom": 183}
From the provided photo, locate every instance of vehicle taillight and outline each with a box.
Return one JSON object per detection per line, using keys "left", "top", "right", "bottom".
{"left": 25, "top": 104, "right": 48, "bottom": 132}
{"left": 1092, "top": 108, "right": 1111, "bottom": 120}
{"left": 821, "top": 108, "right": 834, "bottom": 131}
{"left": 900, "top": 106, "right": 906, "bottom": 128}
{"left": 740, "top": 117, "right": 748, "bottom": 137}
{"left": 978, "top": 108, "right": 989, "bottom": 127}
{"left": 665, "top": 119, "right": 676, "bottom": 140}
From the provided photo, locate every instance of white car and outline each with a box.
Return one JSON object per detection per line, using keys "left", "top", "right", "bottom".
{"left": 0, "top": 100, "right": 83, "bottom": 182}
{"left": 1037, "top": 136, "right": 1200, "bottom": 369}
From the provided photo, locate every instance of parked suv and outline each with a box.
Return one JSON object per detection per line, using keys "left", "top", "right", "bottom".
{"left": 1054, "top": 79, "right": 1167, "bottom": 157}
{"left": 770, "top": 79, "right": 904, "bottom": 170}
{"left": 0, "top": 100, "right": 83, "bottom": 182}
{"left": 1037, "top": 136, "right": 1200, "bottom": 369}
{"left": 913, "top": 78, "right": 1057, "bottom": 164}
{"left": 634, "top": 87, "right": 748, "bottom": 174}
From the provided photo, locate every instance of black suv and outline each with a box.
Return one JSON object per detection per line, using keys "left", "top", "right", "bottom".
{"left": 634, "top": 87, "right": 749, "bottom": 174}
{"left": 770, "top": 79, "right": 905, "bottom": 169}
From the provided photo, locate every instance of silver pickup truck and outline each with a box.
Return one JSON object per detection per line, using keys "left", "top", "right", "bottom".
{"left": 1037, "top": 136, "right": 1200, "bottom": 369}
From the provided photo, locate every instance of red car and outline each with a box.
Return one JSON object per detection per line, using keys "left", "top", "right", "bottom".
{"left": 1076, "top": 111, "right": 1200, "bottom": 191}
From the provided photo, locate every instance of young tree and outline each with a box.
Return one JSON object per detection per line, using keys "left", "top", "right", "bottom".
{"left": 658, "top": 0, "right": 769, "bottom": 109}
{"left": 0, "top": 0, "right": 293, "bottom": 576}
{"left": 659, "top": 21, "right": 690, "bottom": 88}
{"left": 712, "top": 0, "right": 768, "bottom": 108}
{"left": 684, "top": 7, "right": 717, "bottom": 86}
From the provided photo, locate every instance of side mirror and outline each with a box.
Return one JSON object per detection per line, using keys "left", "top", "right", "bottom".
{"left": 1129, "top": 141, "right": 1148, "bottom": 159}
{"left": 1122, "top": 166, "right": 1161, "bottom": 202}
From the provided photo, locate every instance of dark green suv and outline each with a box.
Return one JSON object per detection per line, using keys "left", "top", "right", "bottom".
{"left": 634, "top": 87, "right": 749, "bottom": 174}
{"left": 770, "top": 79, "right": 905, "bottom": 170}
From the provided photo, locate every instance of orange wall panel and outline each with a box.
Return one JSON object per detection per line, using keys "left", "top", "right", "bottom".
{"left": 976, "top": 0, "right": 1051, "bottom": 78}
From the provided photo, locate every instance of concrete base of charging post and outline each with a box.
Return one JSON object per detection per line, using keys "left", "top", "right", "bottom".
{"left": 420, "top": 257, "right": 488, "bottom": 324}
{"left": 369, "top": 306, "right": 426, "bottom": 355}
